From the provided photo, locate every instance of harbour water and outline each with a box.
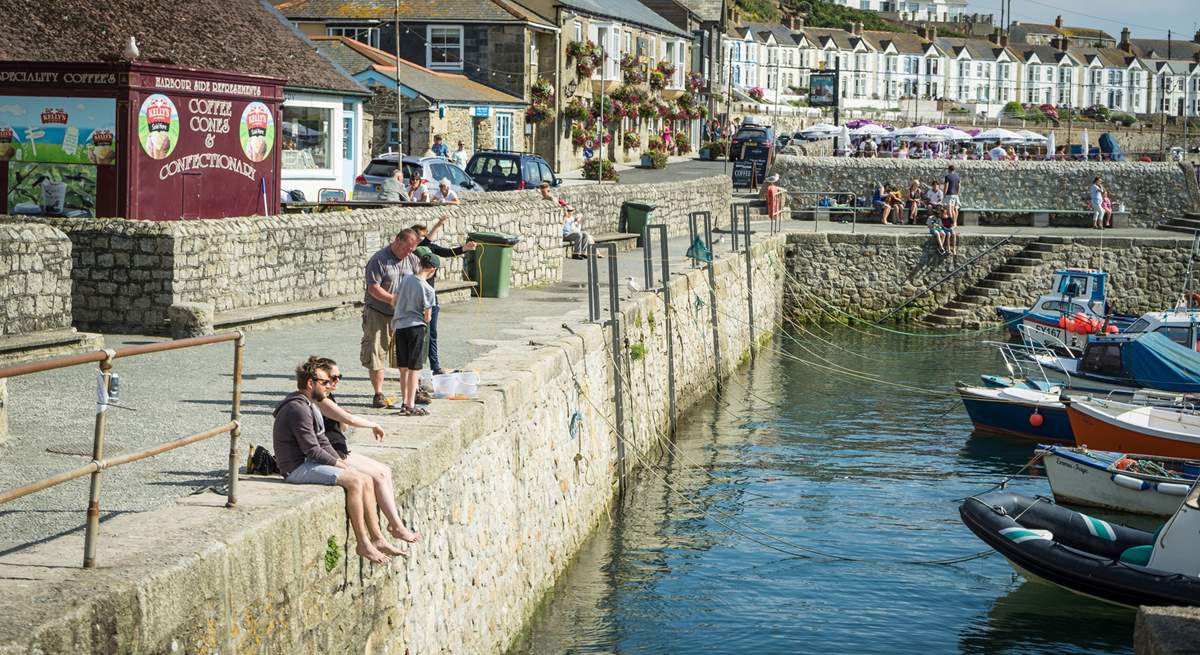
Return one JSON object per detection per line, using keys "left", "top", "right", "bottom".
{"left": 511, "top": 326, "right": 1137, "bottom": 654}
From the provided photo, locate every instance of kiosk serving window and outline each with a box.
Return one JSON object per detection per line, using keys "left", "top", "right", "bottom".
{"left": 281, "top": 105, "right": 330, "bottom": 170}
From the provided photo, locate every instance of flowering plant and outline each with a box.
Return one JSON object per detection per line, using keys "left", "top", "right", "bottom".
{"left": 623, "top": 131, "right": 640, "bottom": 150}
{"left": 648, "top": 70, "right": 666, "bottom": 90}
{"left": 655, "top": 60, "right": 676, "bottom": 79}
{"left": 674, "top": 133, "right": 691, "bottom": 154}
{"left": 686, "top": 72, "right": 705, "bottom": 93}
{"left": 567, "top": 40, "right": 603, "bottom": 77}
{"left": 749, "top": 86, "right": 766, "bottom": 101}
{"left": 525, "top": 105, "right": 552, "bottom": 124}
{"left": 563, "top": 97, "right": 589, "bottom": 123}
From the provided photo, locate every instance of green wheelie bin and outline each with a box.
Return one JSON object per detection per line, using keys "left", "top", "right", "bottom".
{"left": 465, "top": 231, "right": 521, "bottom": 298}
{"left": 621, "top": 200, "right": 657, "bottom": 239}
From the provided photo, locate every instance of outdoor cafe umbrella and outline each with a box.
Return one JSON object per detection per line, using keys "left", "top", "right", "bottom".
{"left": 939, "top": 127, "right": 974, "bottom": 141}
{"left": 851, "top": 123, "right": 891, "bottom": 137}
{"left": 1016, "top": 130, "right": 1047, "bottom": 144}
{"left": 1045, "top": 131, "right": 1056, "bottom": 159}
{"left": 800, "top": 123, "right": 841, "bottom": 139}
{"left": 839, "top": 125, "right": 852, "bottom": 156}
{"left": 973, "top": 127, "right": 1023, "bottom": 143}
{"left": 1081, "top": 128, "right": 1090, "bottom": 160}
{"left": 893, "top": 125, "right": 946, "bottom": 141}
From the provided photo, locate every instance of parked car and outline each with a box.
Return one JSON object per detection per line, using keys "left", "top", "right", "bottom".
{"left": 730, "top": 125, "right": 775, "bottom": 161}
{"left": 352, "top": 153, "right": 480, "bottom": 200}
{"left": 776, "top": 134, "right": 792, "bottom": 149}
{"left": 465, "top": 150, "right": 560, "bottom": 192}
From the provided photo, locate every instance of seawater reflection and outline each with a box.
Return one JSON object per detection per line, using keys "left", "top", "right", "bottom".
{"left": 509, "top": 327, "right": 1136, "bottom": 655}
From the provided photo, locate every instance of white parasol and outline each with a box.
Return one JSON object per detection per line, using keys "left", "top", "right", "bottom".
{"left": 973, "top": 127, "right": 1023, "bottom": 143}
{"left": 800, "top": 123, "right": 841, "bottom": 140}
{"left": 839, "top": 125, "right": 852, "bottom": 156}
{"left": 892, "top": 125, "right": 947, "bottom": 142}
{"left": 939, "top": 127, "right": 974, "bottom": 141}
{"left": 851, "top": 123, "right": 891, "bottom": 137}
{"left": 1080, "top": 128, "right": 1090, "bottom": 160}
{"left": 1045, "top": 131, "right": 1056, "bottom": 159}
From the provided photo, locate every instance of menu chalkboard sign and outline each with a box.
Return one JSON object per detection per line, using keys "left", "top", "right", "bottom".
{"left": 731, "top": 160, "right": 755, "bottom": 189}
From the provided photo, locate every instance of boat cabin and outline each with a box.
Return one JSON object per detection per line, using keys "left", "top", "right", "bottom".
{"left": 1123, "top": 310, "right": 1200, "bottom": 350}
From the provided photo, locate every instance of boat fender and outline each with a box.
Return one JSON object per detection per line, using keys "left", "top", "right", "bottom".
{"left": 1111, "top": 473, "right": 1151, "bottom": 491}
{"left": 1155, "top": 482, "right": 1190, "bottom": 496}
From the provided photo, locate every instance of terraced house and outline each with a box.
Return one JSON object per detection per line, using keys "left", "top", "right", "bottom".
{"left": 517, "top": 0, "right": 701, "bottom": 171}
{"left": 274, "top": 0, "right": 557, "bottom": 161}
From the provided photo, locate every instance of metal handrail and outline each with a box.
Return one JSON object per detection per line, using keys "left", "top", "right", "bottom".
{"left": 0, "top": 332, "right": 245, "bottom": 568}
{"left": 874, "top": 234, "right": 1018, "bottom": 324}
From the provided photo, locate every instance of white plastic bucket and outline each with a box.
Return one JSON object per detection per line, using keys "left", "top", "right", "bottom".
{"left": 431, "top": 373, "right": 456, "bottom": 398}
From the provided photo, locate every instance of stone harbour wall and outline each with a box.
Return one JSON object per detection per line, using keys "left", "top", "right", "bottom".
{"left": 0, "top": 236, "right": 787, "bottom": 654}
{"left": 785, "top": 232, "right": 1195, "bottom": 324}
{"left": 0, "top": 223, "right": 73, "bottom": 337}
{"left": 770, "top": 156, "right": 1198, "bottom": 228}
{"left": 0, "top": 176, "right": 730, "bottom": 334}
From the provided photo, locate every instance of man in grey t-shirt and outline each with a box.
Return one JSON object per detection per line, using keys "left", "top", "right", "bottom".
{"left": 361, "top": 229, "right": 420, "bottom": 407}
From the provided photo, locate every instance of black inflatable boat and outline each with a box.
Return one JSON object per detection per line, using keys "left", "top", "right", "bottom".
{"left": 960, "top": 491, "right": 1200, "bottom": 607}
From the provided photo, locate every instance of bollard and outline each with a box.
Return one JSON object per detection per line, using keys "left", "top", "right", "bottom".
{"left": 83, "top": 350, "right": 115, "bottom": 568}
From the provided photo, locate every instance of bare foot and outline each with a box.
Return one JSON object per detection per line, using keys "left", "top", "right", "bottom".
{"left": 389, "top": 524, "right": 421, "bottom": 543}
{"left": 356, "top": 543, "right": 391, "bottom": 564}
{"left": 373, "top": 539, "right": 406, "bottom": 557}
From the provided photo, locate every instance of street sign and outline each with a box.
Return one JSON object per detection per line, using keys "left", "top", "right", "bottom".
{"left": 582, "top": 146, "right": 594, "bottom": 159}
{"left": 471, "top": 106, "right": 492, "bottom": 118}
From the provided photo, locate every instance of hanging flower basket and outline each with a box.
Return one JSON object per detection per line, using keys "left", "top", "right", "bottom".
{"left": 564, "top": 97, "right": 589, "bottom": 123}
{"left": 531, "top": 78, "right": 555, "bottom": 105}
{"left": 623, "top": 131, "right": 640, "bottom": 150}
{"left": 638, "top": 101, "right": 657, "bottom": 119}
{"left": 648, "top": 70, "right": 666, "bottom": 90}
{"left": 567, "top": 40, "right": 603, "bottom": 78}
{"left": 655, "top": 60, "right": 676, "bottom": 79}
{"left": 525, "top": 104, "right": 553, "bottom": 124}
{"left": 686, "top": 72, "right": 704, "bottom": 93}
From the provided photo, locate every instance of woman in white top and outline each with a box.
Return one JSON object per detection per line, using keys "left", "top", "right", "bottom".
{"left": 432, "top": 178, "right": 460, "bottom": 205}
{"left": 561, "top": 201, "right": 593, "bottom": 259}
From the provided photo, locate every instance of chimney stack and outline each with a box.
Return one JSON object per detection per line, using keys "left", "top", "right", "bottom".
{"left": 1119, "top": 27, "right": 1131, "bottom": 53}
{"left": 1056, "top": 36, "right": 1069, "bottom": 52}
{"left": 788, "top": 15, "right": 796, "bottom": 30}
{"left": 1054, "top": 15, "right": 1064, "bottom": 28}
{"left": 1193, "top": 29, "right": 1200, "bottom": 44}
{"left": 844, "top": 20, "right": 855, "bottom": 35}
{"left": 856, "top": 21, "right": 864, "bottom": 36}
{"left": 989, "top": 27, "right": 1001, "bottom": 45}
{"left": 1000, "top": 33, "right": 1009, "bottom": 47}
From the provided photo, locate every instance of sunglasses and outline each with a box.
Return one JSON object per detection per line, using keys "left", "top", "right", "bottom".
{"left": 314, "top": 378, "right": 335, "bottom": 387}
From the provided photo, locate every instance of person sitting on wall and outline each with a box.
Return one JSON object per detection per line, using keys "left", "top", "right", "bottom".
{"left": 881, "top": 186, "right": 904, "bottom": 225}
{"left": 927, "top": 206, "right": 948, "bottom": 256}
{"left": 431, "top": 134, "right": 449, "bottom": 158}
{"left": 872, "top": 182, "right": 887, "bottom": 218}
{"left": 924, "top": 180, "right": 944, "bottom": 216}
{"left": 410, "top": 219, "right": 477, "bottom": 375}
{"left": 379, "top": 167, "right": 408, "bottom": 202}
{"left": 1102, "top": 186, "right": 1115, "bottom": 229}
{"left": 560, "top": 199, "right": 594, "bottom": 260}
{"left": 312, "top": 356, "right": 420, "bottom": 545}
{"left": 905, "top": 178, "right": 923, "bottom": 225}
{"left": 407, "top": 176, "right": 430, "bottom": 203}
{"left": 273, "top": 356, "right": 404, "bottom": 564}
{"left": 941, "top": 204, "right": 959, "bottom": 256}
{"left": 538, "top": 181, "right": 557, "bottom": 203}
{"left": 431, "top": 178, "right": 460, "bottom": 205}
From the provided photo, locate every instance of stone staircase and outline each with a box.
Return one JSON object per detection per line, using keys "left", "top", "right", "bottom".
{"left": 923, "top": 237, "right": 1063, "bottom": 328}
{"left": 1157, "top": 211, "right": 1200, "bottom": 235}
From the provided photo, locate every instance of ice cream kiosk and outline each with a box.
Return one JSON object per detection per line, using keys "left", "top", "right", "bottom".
{"left": 0, "top": 61, "right": 283, "bottom": 220}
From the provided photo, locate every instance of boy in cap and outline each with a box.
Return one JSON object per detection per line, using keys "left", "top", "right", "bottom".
{"left": 391, "top": 250, "right": 439, "bottom": 416}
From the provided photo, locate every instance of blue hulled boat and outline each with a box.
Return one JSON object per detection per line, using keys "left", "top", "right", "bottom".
{"left": 956, "top": 382, "right": 1074, "bottom": 443}
{"left": 997, "top": 268, "right": 1136, "bottom": 349}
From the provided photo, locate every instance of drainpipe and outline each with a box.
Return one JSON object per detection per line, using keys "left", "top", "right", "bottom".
{"left": 554, "top": 8, "right": 563, "bottom": 173}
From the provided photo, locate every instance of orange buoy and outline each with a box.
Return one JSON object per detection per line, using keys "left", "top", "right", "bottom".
{"left": 1029, "top": 412, "right": 1045, "bottom": 427}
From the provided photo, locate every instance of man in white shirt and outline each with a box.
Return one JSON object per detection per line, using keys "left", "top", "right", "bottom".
{"left": 451, "top": 141, "right": 469, "bottom": 169}
{"left": 925, "top": 180, "right": 944, "bottom": 208}
{"left": 432, "top": 178, "right": 460, "bottom": 205}
{"left": 989, "top": 143, "right": 1006, "bottom": 160}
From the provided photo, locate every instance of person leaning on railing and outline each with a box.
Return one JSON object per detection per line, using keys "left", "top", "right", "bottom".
{"left": 379, "top": 168, "right": 409, "bottom": 202}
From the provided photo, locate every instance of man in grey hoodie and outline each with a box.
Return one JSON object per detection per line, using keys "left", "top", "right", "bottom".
{"left": 273, "top": 356, "right": 403, "bottom": 563}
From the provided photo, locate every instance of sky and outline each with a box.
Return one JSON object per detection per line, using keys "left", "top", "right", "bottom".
{"left": 964, "top": 0, "right": 1199, "bottom": 40}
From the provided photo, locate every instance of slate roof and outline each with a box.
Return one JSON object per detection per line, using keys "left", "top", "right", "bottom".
{"left": 1074, "top": 47, "right": 1145, "bottom": 69}
{"left": 864, "top": 30, "right": 937, "bottom": 56}
{"left": 273, "top": 0, "right": 555, "bottom": 27}
{"left": 1059, "top": 27, "right": 1114, "bottom": 42}
{"left": 1006, "top": 44, "right": 1077, "bottom": 65}
{"left": 934, "top": 37, "right": 1009, "bottom": 61}
{"left": 796, "top": 27, "right": 863, "bottom": 51}
{"left": 1131, "top": 39, "right": 1200, "bottom": 61}
{"left": 558, "top": 0, "right": 690, "bottom": 37}
{"left": 673, "top": 0, "right": 723, "bottom": 23}
{"left": 745, "top": 24, "right": 797, "bottom": 47}
{"left": 0, "top": 0, "right": 365, "bottom": 94}
{"left": 312, "top": 37, "right": 525, "bottom": 104}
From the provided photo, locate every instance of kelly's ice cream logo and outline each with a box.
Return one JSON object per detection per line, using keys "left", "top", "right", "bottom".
{"left": 239, "top": 101, "right": 274, "bottom": 163}
{"left": 40, "top": 108, "right": 69, "bottom": 124}
{"left": 0, "top": 126, "right": 13, "bottom": 162}
{"left": 88, "top": 128, "right": 116, "bottom": 165}
{"left": 138, "top": 93, "right": 179, "bottom": 160}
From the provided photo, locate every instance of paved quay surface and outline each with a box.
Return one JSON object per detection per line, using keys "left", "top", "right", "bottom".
{"left": 0, "top": 216, "right": 1187, "bottom": 553}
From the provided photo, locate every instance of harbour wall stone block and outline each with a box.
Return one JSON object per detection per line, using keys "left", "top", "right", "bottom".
{"left": 0, "top": 235, "right": 786, "bottom": 654}
{"left": 0, "top": 222, "right": 73, "bottom": 337}
{"left": 771, "top": 156, "right": 1197, "bottom": 228}
{"left": 785, "top": 232, "right": 1195, "bottom": 324}
{"left": 0, "top": 176, "right": 729, "bottom": 334}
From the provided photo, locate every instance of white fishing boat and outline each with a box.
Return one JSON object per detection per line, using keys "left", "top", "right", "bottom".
{"left": 1038, "top": 445, "right": 1197, "bottom": 516}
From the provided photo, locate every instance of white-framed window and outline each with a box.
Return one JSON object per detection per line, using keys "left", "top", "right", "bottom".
{"left": 494, "top": 112, "right": 513, "bottom": 151}
{"left": 886, "top": 55, "right": 897, "bottom": 72}
{"left": 574, "top": 21, "right": 582, "bottom": 43}
{"left": 624, "top": 31, "right": 631, "bottom": 55}
{"left": 427, "top": 25, "right": 464, "bottom": 70}
{"left": 282, "top": 104, "right": 332, "bottom": 171}
{"left": 674, "top": 39, "right": 686, "bottom": 87}
{"left": 928, "top": 58, "right": 939, "bottom": 75}
{"left": 1044, "top": 66, "right": 1052, "bottom": 82}
{"left": 327, "top": 26, "right": 379, "bottom": 48}
{"left": 958, "top": 61, "right": 969, "bottom": 77}
{"left": 386, "top": 120, "right": 399, "bottom": 146}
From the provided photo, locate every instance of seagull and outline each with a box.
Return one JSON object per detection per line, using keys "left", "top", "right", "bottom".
{"left": 123, "top": 37, "right": 140, "bottom": 61}
{"left": 625, "top": 276, "right": 641, "bottom": 294}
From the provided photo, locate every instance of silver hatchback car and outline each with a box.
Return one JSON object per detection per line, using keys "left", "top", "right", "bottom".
{"left": 352, "top": 153, "right": 482, "bottom": 199}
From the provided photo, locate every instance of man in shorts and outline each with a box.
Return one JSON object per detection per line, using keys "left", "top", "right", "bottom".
{"left": 943, "top": 165, "right": 962, "bottom": 226}
{"left": 273, "top": 356, "right": 403, "bottom": 563}
{"left": 362, "top": 229, "right": 420, "bottom": 407}
{"left": 392, "top": 252, "right": 439, "bottom": 415}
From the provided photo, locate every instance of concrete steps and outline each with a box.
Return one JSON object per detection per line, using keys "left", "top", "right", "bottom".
{"left": 921, "top": 237, "right": 1062, "bottom": 328}
{"left": 1157, "top": 215, "right": 1200, "bottom": 235}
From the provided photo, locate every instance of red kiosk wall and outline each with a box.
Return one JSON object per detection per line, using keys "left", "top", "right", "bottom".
{"left": 127, "top": 89, "right": 280, "bottom": 220}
